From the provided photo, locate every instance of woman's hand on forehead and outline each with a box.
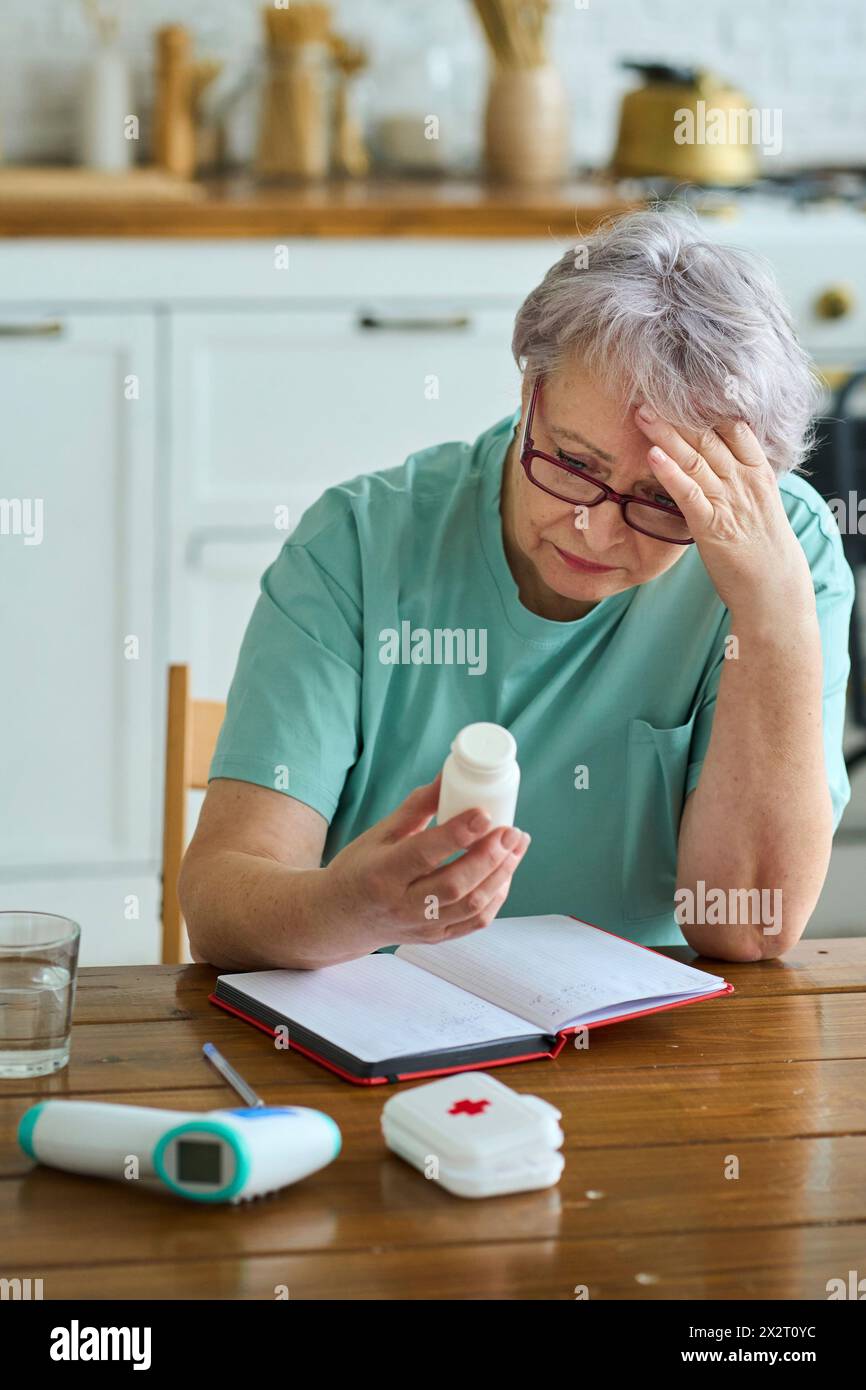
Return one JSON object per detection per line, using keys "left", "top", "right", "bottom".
{"left": 633, "top": 405, "right": 811, "bottom": 615}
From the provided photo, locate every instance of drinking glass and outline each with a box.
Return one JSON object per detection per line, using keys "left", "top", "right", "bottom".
{"left": 0, "top": 913, "right": 80, "bottom": 1077}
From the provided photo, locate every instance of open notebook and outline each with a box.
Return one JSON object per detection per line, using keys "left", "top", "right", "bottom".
{"left": 210, "top": 915, "right": 733, "bottom": 1085}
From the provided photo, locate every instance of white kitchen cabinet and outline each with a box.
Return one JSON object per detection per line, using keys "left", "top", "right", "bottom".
{"left": 168, "top": 306, "right": 521, "bottom": 518}
{"left": 185, "top": 534, "right": 284, "bottom": 704}
{"left": 0, "top": 871, "right": 161, "bottom": 966}
{"left": 0, "top": 311, "right": 159, "bottom": 874}
{"left": 167, "top": 305, "right": 522, "bottom": 692}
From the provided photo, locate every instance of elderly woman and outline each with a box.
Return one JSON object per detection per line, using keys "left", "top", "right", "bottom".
{"left": 179, "top": 207, "right": 853, "bottom": 970}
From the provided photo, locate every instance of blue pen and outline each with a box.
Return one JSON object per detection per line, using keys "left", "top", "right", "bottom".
{"left": 202, "top": 1041, "right": 266, "bottom": 1107}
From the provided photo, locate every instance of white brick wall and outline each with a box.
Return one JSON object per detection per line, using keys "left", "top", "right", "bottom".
{"left": 0, "top": 0, "right": 863, "bottom": 169}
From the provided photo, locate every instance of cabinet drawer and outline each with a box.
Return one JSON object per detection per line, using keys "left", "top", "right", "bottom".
{"left": 169, "top": 307, "right": 521, "bottom": 523}
{"left": 706, "top": 210, "right": 866, "bottom": 357}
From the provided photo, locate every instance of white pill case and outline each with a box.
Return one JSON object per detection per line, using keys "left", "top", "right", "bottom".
{"left": 380, "top": 1071, "right": 565, "bottom": 1198}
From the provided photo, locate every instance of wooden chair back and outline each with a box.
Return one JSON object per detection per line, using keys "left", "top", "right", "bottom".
{"left": 161, "top": 664, "right": 225, "bottom": 963}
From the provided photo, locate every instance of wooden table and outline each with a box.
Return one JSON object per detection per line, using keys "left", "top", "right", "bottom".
{"left": 2, "top": 940, "right": 865, "bottom": 1300}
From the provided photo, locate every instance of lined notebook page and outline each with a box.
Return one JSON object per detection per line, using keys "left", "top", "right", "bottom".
{"left": 218, "top": 954, "right": 541, "bottom": 1064}
{"left": 397, "top": 915, "right": 727, "bottom": 1035}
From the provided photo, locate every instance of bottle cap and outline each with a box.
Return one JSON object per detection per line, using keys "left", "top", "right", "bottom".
{"left": 452, "top": 722, "right": 516, "bottom": 773}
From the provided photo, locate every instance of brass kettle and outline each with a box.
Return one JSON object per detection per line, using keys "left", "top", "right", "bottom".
{"left": 612, "top": 62, "right": 760, "bottom": 186}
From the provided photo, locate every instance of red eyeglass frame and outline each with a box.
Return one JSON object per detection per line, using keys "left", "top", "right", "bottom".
{"left": 518, "top": 375, "right": 695, "bottom": 546}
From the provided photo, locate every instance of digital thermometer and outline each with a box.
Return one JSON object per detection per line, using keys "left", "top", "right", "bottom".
{"left": 18, "top": 1100, "right": 341, "bottom": 1204}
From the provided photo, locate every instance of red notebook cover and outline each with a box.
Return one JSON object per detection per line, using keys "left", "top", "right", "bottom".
{"left": 207, "top": 917, "right": 734, "bottom": 1086}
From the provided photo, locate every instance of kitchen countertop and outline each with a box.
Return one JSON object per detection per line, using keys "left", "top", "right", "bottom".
{"left": 0, "top": 173, "right": 640, "bottom": 238}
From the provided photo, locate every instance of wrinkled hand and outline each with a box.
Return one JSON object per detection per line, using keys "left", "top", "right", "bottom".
{"left": 324, "top": 773, "right": 531, "bottom": 948}
{"left": 634, "top": 406, "right": 813, "bottom": 617}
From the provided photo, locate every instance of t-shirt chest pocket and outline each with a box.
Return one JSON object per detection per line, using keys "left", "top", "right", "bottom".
{"left": 622, "top": 716, "right": 696, "bottom": 923}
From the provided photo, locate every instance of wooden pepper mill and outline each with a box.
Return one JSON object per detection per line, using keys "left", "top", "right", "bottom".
{"left": 152, "top": 24, "right": 196, "bottom": 179}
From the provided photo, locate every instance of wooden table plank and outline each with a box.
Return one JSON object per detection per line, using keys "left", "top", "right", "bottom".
{"left": 3, "top": 1056, "right": 865, "bottom": 1166}
{"left": 72, "top": 965, "right": 214, "bottom": 1025}
{"left": 9, "top": 1224, "right": 866, "bottom": 1300}
{"left": 4, "top": 992, "right": 864, "bottom": 1103}
{"left": 2, "top": 1128, "right": 865, "bottom": 1270}
{"left": 69, "top": 939, "right": 866, "bottom": 1026}
{"left": 669, "top": 938, "right": 866, "bottom": 996}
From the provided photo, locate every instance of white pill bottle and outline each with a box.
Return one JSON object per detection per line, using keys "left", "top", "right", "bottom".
{"left": 436, "top": 722, "right": 520, "bottom": 829}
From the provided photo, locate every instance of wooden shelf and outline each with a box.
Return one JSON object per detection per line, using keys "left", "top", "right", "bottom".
{"left": 0, "top": 171, "right": 641, "bottom": 238}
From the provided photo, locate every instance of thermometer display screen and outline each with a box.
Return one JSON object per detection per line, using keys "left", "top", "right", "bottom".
{"left": 176, "top": 1140, "right": 222, "bottom": 1186}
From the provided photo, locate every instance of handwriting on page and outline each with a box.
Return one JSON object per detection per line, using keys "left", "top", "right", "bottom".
{"left": 398, "top": 915, "right": 716, "bottom": 1034}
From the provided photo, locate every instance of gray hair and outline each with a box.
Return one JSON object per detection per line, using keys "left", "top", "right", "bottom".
{"left": 511, "top": 204, "right": 822, "bottom": 476}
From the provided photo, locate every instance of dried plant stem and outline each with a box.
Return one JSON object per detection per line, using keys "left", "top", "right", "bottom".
{"left": 472, "top": 0, "right": 550, "bottom": 69}
{"left": 81, "top": 0, "right": 122, "bottom": 45}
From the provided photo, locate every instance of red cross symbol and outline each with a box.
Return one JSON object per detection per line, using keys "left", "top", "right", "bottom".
{"left": 448, "top": 1098, "right": 491, "bottom": 1116}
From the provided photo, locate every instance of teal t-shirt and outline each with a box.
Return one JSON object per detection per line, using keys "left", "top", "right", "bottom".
{"left": 210, "top": 409, "right": 854, "bottom": 947}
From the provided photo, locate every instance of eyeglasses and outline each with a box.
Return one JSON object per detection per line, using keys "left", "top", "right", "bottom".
{"left": 518, "top": 376, "right": 695, "bottom": 545}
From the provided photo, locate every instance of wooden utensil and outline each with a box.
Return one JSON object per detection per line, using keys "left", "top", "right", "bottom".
{"left": 152, "top": 24, "right": 197, "bottom": 179}
{"left": 472, "top": 0, "right": 551, "bottom": 69}
{"left": 330, "top": 35, "right": 370, "bottom": 178}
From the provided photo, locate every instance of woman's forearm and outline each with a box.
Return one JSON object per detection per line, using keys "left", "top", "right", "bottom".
{"left": 179, "top": 850, "right": 371, "bottom": 971}
{"left": 676, "top": 584, "right": 833, "bottom": 961}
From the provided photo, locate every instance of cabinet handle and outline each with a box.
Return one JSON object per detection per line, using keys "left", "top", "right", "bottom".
{"left": 814, "top": 286, "right": 855, "bottom": 321}
{"left": 0, "top": 320, "right": 64, "bottom": 337}
{"left": 358, "top": 312, "right": 471, "bottom": 332}
{"left": 185, "top": 525, "right": 287, "bottom": 565}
